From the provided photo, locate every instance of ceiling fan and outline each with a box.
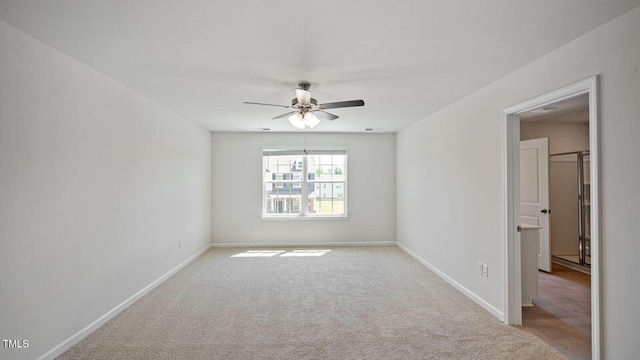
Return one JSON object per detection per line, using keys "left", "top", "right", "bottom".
{"left": 244, "top": 82, "right": 365, "bottom": 129}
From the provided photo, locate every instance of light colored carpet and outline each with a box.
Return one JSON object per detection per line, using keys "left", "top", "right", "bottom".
{"left": 58, "top": 246, "right": 566, "bottom": 359}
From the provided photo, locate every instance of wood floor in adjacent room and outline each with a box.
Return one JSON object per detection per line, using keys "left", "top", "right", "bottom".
{"left": 522, "top": 263, "right": 591, "bottom": 360}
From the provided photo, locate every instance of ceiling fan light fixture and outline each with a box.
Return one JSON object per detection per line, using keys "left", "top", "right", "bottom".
{"left": 305, "top": 113, "right": 320, "bottom": 128}
{"left": 288, "top": 113, "right": 320, "bottom": 129}
{"left": 288, "top": 113, "right": 306, "bottom": 129}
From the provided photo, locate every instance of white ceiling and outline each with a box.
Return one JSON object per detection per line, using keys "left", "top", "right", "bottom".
{"left": 1, "top": 1, "right": 638, "bottom": 133}
{"left": 520, "top": 93, "right": 589, "bottom": 123}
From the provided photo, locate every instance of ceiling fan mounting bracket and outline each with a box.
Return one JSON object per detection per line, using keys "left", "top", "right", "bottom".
{"left": 298, "top": 81, "right": 311, "bottom": 91}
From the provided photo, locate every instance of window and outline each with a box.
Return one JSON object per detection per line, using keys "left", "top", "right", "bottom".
{"left": 292, "top": 198, "right": 301, "bottom": 212}
{"left": 292, "top": 174, "right": 302, "bottom": 188}
{"left": 263, "top": 147, "right": 347, "bottom": 217}
{"left": 274, "top": 174, "right": 284, "bottom": 188}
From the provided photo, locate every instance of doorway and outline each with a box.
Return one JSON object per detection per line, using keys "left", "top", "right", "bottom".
{"left": 520, "top": 93, "right": 591, "bottom": 274}
{"left": 502, "top": 77, "right": 601, "bottom": 358}
{"left": 519, "top": 93, "right": 591, "bottom": 359}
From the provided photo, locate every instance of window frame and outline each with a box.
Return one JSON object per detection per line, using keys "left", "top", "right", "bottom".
{"left": 262, "top": 146, "right": 348, "bottom": 219}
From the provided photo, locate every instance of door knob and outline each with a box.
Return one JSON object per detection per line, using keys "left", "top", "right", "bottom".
{"left": 541, "top": 209, "right": 550, "bottom": 214}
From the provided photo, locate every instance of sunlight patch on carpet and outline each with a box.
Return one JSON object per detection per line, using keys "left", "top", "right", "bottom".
{"left": 231, "top": 249, "right": 331, "bottom": 257}
{"left": 279, "top": 250, "right": 331, "bottom": 257}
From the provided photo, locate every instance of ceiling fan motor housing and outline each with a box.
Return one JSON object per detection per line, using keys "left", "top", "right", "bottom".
{"left": 292, "top": 98, "right": 318, "bottom": 111}
{"left": 292, "top": 98, "right": 317, "bottom": 106}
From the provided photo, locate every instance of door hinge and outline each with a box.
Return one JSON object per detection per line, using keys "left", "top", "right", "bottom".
{"left": 517, "top": 225, "right": 522, "bottom": 232}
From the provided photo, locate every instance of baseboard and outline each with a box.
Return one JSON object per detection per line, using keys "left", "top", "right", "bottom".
{"left": 36, "top": 244, "right": 212, "bottom": 360}
{"left": 210, "top": 241, "right": 396, "bottom": 248}
{"left": 395, "top": 242, "right": 504, "bottom": 321}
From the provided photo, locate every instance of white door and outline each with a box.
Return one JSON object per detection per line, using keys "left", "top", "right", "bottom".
{"left": 520, "top": 138, "right": 551, "bottom": 272}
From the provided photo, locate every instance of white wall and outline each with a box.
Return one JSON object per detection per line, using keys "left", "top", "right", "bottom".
{"left": 397, "top": 6, "right": 640, "bottom": 358}
{"left": 520, "top": 121, "right": 589, "bottom": 154}
{"left": 211, "top": 132, "right": 395, "bottom": 245}
{"left": 0, "top": 21, "right": 212, "bottom": 360}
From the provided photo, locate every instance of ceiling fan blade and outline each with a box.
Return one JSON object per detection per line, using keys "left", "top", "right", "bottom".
{"left": 295, "top": 89, "right": 311, "bottom": 106}
{"left": 318, "top": 99, "right": 365, "bottom": 110}
{"left": 272, "top": 111, "right": 298, "bottom": 120}
{"left": 244, "top": 101, "right": 290, "bottom": 108}
{"left": 314, "top": 111, "right": 339, "bottom": 121}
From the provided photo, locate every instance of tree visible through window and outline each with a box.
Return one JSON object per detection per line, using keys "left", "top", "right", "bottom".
{"left": 263, "top": 148, "right": 347, "bottom": 217}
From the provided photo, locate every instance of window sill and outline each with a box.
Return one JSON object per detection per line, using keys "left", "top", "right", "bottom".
{"left": 261, "top": 214, "right": 349, "bottom": 220}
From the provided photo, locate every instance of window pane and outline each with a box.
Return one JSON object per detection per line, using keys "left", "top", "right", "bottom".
{"left": 306, "top": 154, "right": 346, "bottom": 181}
{"left": 310, "top": 182, "right": 345, "bottom": 215}
{"left": 332, "top": 166, "right": 345, "bottom": 181}
{"left": 264, "top": 155, "right": 303, "bottom": 177}
{"left": 265, "top": 185, "right": 302, "bottom": 215}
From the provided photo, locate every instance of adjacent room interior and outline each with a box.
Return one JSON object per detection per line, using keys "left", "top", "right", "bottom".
{"left": 1, "top": 2, "right": 640, "bottom": 360}
{"left": 519, "top": 94, "right": 593, "bottom": 359}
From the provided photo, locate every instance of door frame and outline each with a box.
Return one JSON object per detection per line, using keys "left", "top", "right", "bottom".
{"left": 502, "top": 76, "right": 601, "bottom": 358}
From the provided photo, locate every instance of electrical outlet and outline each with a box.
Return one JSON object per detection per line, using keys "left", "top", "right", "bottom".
{"left": 482, "top": 264, "right": 489, "bottom": 277}
{"left": 477, "top": 262, "right": 483, "bottom": 274}
{"left": 250, "top": 224, "right": 256, "bottom": 231}
{"left": 377, "top": 223, "right": 383, "bottom": 230}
